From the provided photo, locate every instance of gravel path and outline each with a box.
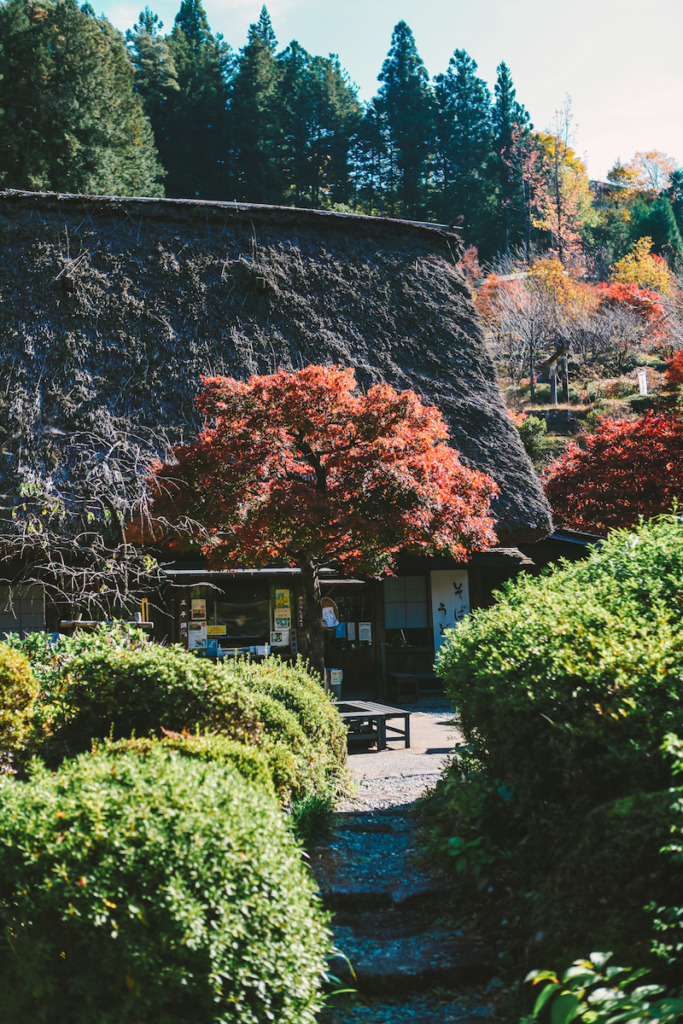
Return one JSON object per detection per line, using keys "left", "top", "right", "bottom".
{"left": 314, "top": 703, "right": 497, "bottom": 1023}
{"left": 337, "top": 702, "right": 463, "bottom": 811}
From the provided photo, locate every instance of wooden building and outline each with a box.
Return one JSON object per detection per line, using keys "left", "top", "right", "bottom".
{"left": 0, "top": 190, "right": 554, "bottom": 688}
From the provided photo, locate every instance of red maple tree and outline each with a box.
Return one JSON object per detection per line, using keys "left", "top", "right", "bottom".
{"left": 666, "top": 351, "right": 683, "bottom": 389}
{"left": 134, "top": 366, "right": 498, "bottom": 676}
{"left": 594, "top": 281, "right": 666, "bottom": 336}
{"left": 543, "top": 413, "right": 683, "bottom": 534}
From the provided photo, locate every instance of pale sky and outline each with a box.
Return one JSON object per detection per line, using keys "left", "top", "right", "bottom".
{"left": 102, "top": 0, "right": 683, "bottom": 182}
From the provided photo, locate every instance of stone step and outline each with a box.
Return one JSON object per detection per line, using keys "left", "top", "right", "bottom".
{"left": 319, "top": 876, "right": 449, "bottom": 913}
{"left": 319, "top": 990, "right": 496, "bottom": 1024}
{"left": 329, "top": 925, "right": 495, "bottom": 995}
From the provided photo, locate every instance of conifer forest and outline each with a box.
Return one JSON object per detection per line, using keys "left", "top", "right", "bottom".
{"left": 3, "top": 0, "right": 682, "bottom": 268}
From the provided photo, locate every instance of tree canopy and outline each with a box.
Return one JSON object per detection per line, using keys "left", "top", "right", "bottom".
{"left": 543, "top": 413, "right": 683, "bottom": 534}
{"left": 0, "top": 0, "right": 164, "bottom": 196}
{"left": 133, "top": 365, "right": 498, "bottom": 675}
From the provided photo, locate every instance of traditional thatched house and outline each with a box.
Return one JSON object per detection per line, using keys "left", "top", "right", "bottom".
{"left": 0, "top": 190, "right": 552, "bottom": 696}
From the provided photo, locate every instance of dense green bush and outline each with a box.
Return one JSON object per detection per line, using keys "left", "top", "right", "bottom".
{"left": 39, "top": 644, "right": 261, "bottom": 764}
{"left": 0, "top": 642, "right": 38, "bottom": 770}
{"left": 437, "top": 518, "right": 683, "bottom": 821}
{"left": 428, "top": 517, "right": 683, "bottom": 963}
{"left": 5, "top": 623, "right": 149, "bottom": 705}
{"left": 13, "top": 630, "right": 346, "bottom": 805}
{"left": 229, "top": 657, "right": 349, "bottom": 796}
{"left": 102, "top": 732, "right": 277, "bottom": 798}
{"left": 515, "top": 414, "right": 549, "bottom": 462}
{"left": 652, "top": 735, "right": 683, "bottom": 972}
{"left": 0, "top": 747, "right": 332, "bottom": 1024}
{"left": 532, "top": 789, "right": 680, "bottom": 963}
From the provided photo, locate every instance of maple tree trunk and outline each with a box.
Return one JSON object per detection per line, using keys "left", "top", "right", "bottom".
{"left": 300, "top": 557, "right": 326, "bottom": 683}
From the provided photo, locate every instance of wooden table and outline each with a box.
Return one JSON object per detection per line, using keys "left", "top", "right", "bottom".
{"left": 334, "top": 700, "right": 411, "bottom": 750}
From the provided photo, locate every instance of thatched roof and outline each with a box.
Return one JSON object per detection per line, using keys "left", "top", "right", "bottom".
{"left": 0, "top": 190, "right": 552, "bottom": 544}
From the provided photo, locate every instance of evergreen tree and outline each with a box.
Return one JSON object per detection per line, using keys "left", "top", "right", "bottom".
{"left": 0, "top": 0, "right": 164, "bottom": 196}
{"left": 162, "top": 0, "right": 231, "bottom": 198}
{"left": 126, "top": 9, "right": 179, "bottom": 127}
{"left": 277, "top": 44, "right": 362, "bottom": 207}
{"left": 667, "top": 168, "right": 683, "bottom": 235}
{"left": 312, "top": 53, "right": 363, "bottom": 207}
{"left": 491, "top": 61, "right": 532, "bottom": 254}
{"left": 433, "top": 49, "right": 494, "bottom": 250}
{"left": 376, "top": 21, "right": 433, "bottom": 218}
{"left": 230, "top": 6, "right": 283, "bottom": 203}
{"left": 351, "top": 99, "right": 391, "bottom": 214}
{"left": 629, "top": 195, "right": 683, "bottom": 268}
{"left": 277, "top": 40, "right": 314, "bottom": 204}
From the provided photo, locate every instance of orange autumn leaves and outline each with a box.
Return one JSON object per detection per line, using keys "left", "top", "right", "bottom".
{"left": 130, "top": 366, "right": 498, "bottom": 574}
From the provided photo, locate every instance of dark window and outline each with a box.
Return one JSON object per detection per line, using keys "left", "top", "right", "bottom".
{"left": 0, "top": 585, "right": 45, "bottom": 637}
{"left": 383, "top": 576, "right": 430, "bottom": 647}
{"left": 191, "top": 582, "right": 270, "bottom": 641}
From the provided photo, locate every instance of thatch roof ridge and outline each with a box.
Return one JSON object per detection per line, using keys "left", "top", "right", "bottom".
{"left": 0, "top": 189, "right": 552, "bottom": 545}
{"left": 0, "top": 188, "right": 459, "bottom": 247}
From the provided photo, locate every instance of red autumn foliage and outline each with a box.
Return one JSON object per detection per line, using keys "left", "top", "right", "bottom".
{"left": 594, "top": 281, "right": 665, "bottom": 323}
{"left": 665, "top": 350, "right": 683, "bottom": 389}
{"left": 132, "top": 366, "right": 498, "bottom": 673}
{"left": 543, "top": 413, "right": 683, "bottom": 534}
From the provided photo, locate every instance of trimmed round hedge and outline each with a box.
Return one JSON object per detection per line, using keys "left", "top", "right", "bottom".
{"left": 229, "top": 657, "right": 348, "bottom": 795}
{"left": 437, "top": 516, "right": 683, "bottom": 818}
{"left": 102, "top": 732, "right": 277, "bottom": 799}
{"left": 40, "top": 644, "right": 261, "bottom": 764}
{"left": 0, "top": 747, "right": 332, "bottom": 1024}
{"left": 0, "top": 642, "right": 39, "bottom": 769}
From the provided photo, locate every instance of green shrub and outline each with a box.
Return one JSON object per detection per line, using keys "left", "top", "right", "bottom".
{"left": 102, "top": 733, "right": 277, "bottom": 798}
{"left": 526, "top": 952, "right": 683, "bottom": 1024}
{"left": 0, "top": 748, "right": 332, "bottom": 1024}
{"left": 533, "top": 789, "right": 680, "bottom": 964}
{"left": 625, "top": 392, "right": 656, "bottom": 413}
{"left": 606, "top": 378, "right": 638, "bottom": 398}
{"left": 428, "top": 517, "right": 683, "bottom": 962}
{"left": 652, "top": 735, "right": 683, "bottom": 972}
{"left": 249, "top": 690, "right": 325, "bottom": 798}
{"left": 40, "top": 644, "right": 261, "bottom": 764}
{"left": 0, "top": 642, "right": 39, "bottom": 770}
{"left": 5, "top": 623, "right": 149, "bottom": 705}
{"left": 437, "top": 518, "right": 683, "bottom": 822}
{"left": 290, "top": 791, "right": 336, "bottom": 847}
{"left": 515, "top": 414, "right": 549, "bottom": 461}
{"left": 229, "top": 657, "right": 349, "bottom": 796}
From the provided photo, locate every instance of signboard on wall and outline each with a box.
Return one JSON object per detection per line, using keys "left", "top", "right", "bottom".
{"left": 274, "top": 588, "right": 292, "bottom": 629}
{"left": 188, "top": 620, "right": 207, "bottom": 651}
{"left": 430, "top": 570, "right": 470, "bottom": 656}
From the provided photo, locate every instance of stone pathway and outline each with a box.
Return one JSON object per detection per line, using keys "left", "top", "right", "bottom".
{"left": 312, "top": 705, "right": 500, "bottom": 1023}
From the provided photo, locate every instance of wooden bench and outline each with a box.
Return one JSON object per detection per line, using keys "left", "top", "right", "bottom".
{"left": 334, "top": 700, "right": 411, "bottom": 750}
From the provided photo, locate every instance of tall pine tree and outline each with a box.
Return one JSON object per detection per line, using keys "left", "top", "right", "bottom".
{"left": 230, "top": 6, "right": 283, "bottom": 203}
{"left": 161, "top": 0, "right": 231, "bottom": 198}
{"left": 491, "top": 61, "right": 532, "bottom": 254}
{"left": 0, "top": 0, "right": 163, "bottom": 196}
{"left": 433, "top": 49, "right": 494, "bottom": 249}
{"left": 126, "top": 9, "right": 179, "bottom": 130}
{"left": 376, "top": 21, "right": 433, "bottom": 218}
{"left": 277, "top": 43, "right": 361, "bottom": 207}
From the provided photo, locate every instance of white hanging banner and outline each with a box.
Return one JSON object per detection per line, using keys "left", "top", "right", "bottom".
{"left": 430, "top": 570, "right": 470, "bottom": 656}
